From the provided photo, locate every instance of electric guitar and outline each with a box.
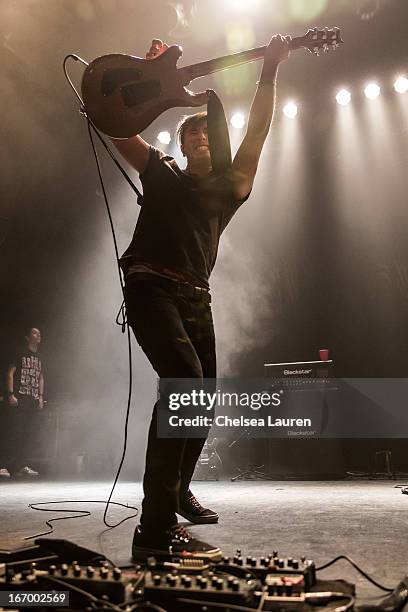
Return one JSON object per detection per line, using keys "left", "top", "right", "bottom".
{"left": 81, "top": 27, "right": 343, "bottom": 138}
{"left": 193, "top": 437, "right": 222, "bottom": 481}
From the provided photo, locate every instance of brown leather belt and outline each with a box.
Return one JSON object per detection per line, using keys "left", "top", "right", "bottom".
{"left": 127, "top": 272, "right": 211, "bottom": 303}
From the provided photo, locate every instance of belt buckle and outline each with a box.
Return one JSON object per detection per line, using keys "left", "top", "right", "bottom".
{"left": 177, "top": 282, "right": 191, "bottom": 299}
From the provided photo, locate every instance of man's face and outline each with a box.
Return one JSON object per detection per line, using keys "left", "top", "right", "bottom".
{"left": 27, "top": 328, "right": 41, "bottom": 345}
{"left": 182, "top": 122, "right": 210, "bottom": 163}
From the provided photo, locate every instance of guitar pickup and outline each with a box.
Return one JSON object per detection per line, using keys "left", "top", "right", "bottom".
{"left": 121, "top": 80, "right": 162, "bottom": 107}
{"left": 101, "top": 68, "right": 142, "bottom": 96}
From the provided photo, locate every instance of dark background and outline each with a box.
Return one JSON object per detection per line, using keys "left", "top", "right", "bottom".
{"left": 1, "top": 0, "right": 408, "bottom": 476}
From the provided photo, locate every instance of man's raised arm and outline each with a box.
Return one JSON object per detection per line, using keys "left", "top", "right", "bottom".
{"left": 231, "top": 35, "right": 291, "bottom": 200}
{"left": 111, "top": 135, "right": 151, "bottom": 175}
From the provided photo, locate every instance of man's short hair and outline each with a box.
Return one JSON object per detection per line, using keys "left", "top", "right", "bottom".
{"left": 176, "top": 112, "right": 207, "bottom": 146}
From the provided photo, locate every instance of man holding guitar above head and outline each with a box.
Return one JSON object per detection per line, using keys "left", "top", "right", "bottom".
{"left": 112, "top": 35, "right": 290, "bottom": 561}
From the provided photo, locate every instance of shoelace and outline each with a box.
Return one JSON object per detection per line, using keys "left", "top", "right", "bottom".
{"left": 170, "top": 524, "right": 192, "bottom": 542}
{"left": 186, "top": 494, "right": 202, "bottom": 510}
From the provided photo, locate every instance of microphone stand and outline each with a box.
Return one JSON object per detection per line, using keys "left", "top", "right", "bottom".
{"left": 229, "top": 429, "right": 274, "bottom": 481}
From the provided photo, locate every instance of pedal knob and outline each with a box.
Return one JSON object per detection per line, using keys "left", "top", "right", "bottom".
{"left": 153, "top": 575, "right": 161, "bottom": 586}
{"left": 292, "top": 559, "right": 299, "bottom": 569}
{"left": 260, "top": 556, "right": 267, "bottom": 566}
{"left": 184, "top": 577, "right": 192, "bottom": 588}
{"left": 285, "top": 584, "right": 293, "bottom": 596}
{"left": 48, "top": 565, "right": 57, "bottom": 575}
{"left": 61, "top": 564, "right": 69, "bottom": 576}
{"left": 237, "top": 557, "right": 243, "bottom": 566}
{"left": 212, "top": 576, "right": 219, "bottom": 587}
{"left": 216, "top": 578, "right": 224, "bottom": 590}
{"left": 100, "top": 567, "right": 109, "bottom": 579}
{"left": 87, "top": 566, "right": 95, "bottom": 578}
{"left": 287, "top": 557, "right": 293, "bottom": 567}
{"left": 246, "top": 556, "right": 252, "bottom": 565}
{"left": 73, "top": 565, "right": 81, "bottom": 577}
{"left": 200, "top": 578, "right": 208, "bottom": 589}
{"left": 227, "top": 576, "right": 234, "bottom": 588}
{"left": 251, "top": 558, "right": 257, "bottom": 567}
{"left": 169, "top": 575, "right": 177, "bottom": 587}
{"left": 113, "top": 568, "right": 122, "bottom": 581}
{"left": 231, "top": 579, "right": 240, "bottom": 592}
{"left": 278, "top": 559, "right": 285, "bottom": 568}
{"left": 222, "top": 556, "right": 230, "bottom": 564}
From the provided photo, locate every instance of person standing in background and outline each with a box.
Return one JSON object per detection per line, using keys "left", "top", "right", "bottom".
{"left": 6, "top": 327, "right": 44, "bottom": 477}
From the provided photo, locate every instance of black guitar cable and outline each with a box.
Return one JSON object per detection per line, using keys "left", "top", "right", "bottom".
{"left": 36, "top": 54, "right": 144, "bottom": 532}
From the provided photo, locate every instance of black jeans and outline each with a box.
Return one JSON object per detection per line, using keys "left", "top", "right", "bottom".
{"left": 5, "top": 395, "right": 39, "bottom": 474}
{"left": 124, "top": 275, "right": 216, "bottom": 534}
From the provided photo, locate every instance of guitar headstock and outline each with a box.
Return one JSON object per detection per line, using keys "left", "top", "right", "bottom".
{"left": 299, "top": 27, "right": 343, "bottom": 56}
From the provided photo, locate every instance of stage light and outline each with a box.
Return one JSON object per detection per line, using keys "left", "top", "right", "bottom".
{"left": 225, "top": 20, "right": 256, "bottom": 53}
{"left": 336, "top": 89, "right": 351, "bottom": 106}
{"left": 283, "top": 101, "right": 298, "bottom": 118}
{"left": 394, "top": 76, "right": 408, "bottom": 94}
{"left": 288, "top": 0, "right": 328, "bottom": 22}
{"left": 230, "top": 112, "right": 246, "bottom": 129}
{"left": 227, "top": 0, "right": 261, "bottom": 12}
{"left": 157, "top": 131, "right": 171, "bottom": 144}
{"left": 364, "top": 82, "right": 381, "bottom": 100}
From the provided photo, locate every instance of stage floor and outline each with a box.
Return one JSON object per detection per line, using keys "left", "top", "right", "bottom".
{"left": 0, "top": 479, "right": 407, "bottom": 599}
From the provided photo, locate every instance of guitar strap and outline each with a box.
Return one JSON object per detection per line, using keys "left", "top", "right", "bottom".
{"left": 206, "top": 89, "right": 232, "bottom": 174}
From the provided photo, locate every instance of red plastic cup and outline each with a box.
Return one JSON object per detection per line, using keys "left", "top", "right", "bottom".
{"left": 319, "top": 348, "right": 329, "bottom": 361}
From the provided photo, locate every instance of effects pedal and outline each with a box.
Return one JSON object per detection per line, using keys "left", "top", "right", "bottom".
{"left": 143, "top": 568, "right": 258, "bottom": 607}
{"left": 217, "top": 549, "right": 316, "bottom": 589}
{"left": 1, "top": 561, "right": 141, "bottom": 606}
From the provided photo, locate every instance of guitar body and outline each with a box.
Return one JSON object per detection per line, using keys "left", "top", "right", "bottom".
{"left": 81, "top": 46, "right": 205, "bottom": 138}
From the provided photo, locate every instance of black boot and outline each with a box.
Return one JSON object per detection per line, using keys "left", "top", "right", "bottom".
{"left": 132, "top": 524, "right": 222, "bottom": 561}
{"left": 178, "top": 490, "right": 219, "bottom": 524}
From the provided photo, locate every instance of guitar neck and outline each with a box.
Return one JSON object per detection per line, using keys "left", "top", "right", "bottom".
{"left": 179, "top": 34, "right": 307, "bottom": 84}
